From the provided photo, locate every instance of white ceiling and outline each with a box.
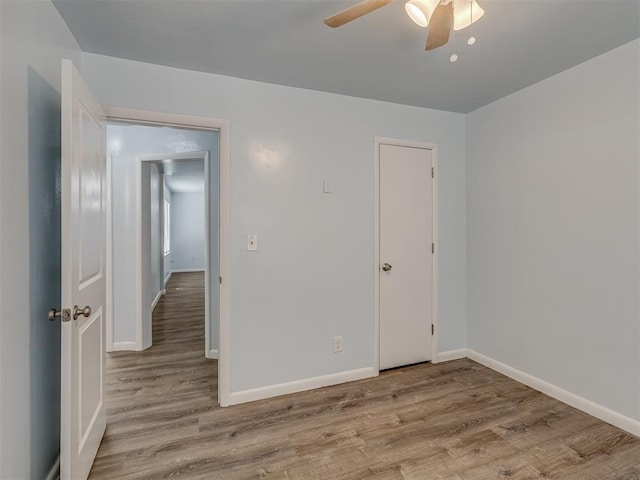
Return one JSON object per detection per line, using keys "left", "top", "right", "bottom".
{"left": 164, "top": 174, "right": 205, "bottom": 194}
{"left": 53, "top": 0, "right": 640, "bottom": 113}
{"left": 154, "top": 159, "right": 205, "bottom": 194}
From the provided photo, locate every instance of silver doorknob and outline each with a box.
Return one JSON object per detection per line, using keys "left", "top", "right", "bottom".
{"left": 73, "top": 305, "right": 92, "bottom": 320}
{"left": 382, "top": 263, "right": 392, "bottom": 272}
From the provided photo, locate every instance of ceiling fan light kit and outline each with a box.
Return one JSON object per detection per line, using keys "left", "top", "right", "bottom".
{"left": 405, "top": 0, "right": 440, "bottom": 27}
{"left": 406, "top": 0, "right": 484, "bottom": 32}
{"left": 324, "top": 0, "right": 485, "bottom": 52}
{"left": 452, "top": 0, "right": 484, "bottom": 31}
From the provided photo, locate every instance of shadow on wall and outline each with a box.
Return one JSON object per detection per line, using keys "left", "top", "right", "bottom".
{"left": 28, "top": 66, "right": 62, "bottom": 479}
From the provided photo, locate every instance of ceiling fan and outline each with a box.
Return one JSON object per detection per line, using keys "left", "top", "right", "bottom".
{"left": 324, "top": 0, "right": 485, "bottom": 51}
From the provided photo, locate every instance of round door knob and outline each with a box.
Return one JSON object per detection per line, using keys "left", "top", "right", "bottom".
{"left": 73, "top": 305, "right": 92, "bottom": 320}
{"left": 382, "top": 263, "right": 392, "bottom": 272}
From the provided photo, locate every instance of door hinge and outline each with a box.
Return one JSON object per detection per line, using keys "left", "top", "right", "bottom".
{"left": 431, "top": 324, "right": 434, "bottom": 335}
{"left": 431, "top": 167, "right": 434, "bottom": 178}
{"left": 432, "top": 243, "right": 434, "bottom": 254}
{"left": 219, "top": 276, "right": 222, "bottom": 284}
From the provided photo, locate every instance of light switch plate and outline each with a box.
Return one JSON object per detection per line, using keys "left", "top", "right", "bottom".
{"left": 247, "top": 234, "right": 258, "bottom": 251}
{"left": 323, "top": 178, "right": 333, "bottom": 194}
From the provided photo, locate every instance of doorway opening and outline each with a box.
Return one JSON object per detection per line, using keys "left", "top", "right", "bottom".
{"left": 106, "top": 124, "right": 218, "bottom": 357}
{"left": 102, "top": 109, "right": 230, "bottom": 407}
{"left": 139, "top": 150, "right": 215, "bottom": 359}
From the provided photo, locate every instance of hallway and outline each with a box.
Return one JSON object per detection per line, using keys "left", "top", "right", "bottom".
{"left": 90, "top": 272, "right": 217, "bottom": 478}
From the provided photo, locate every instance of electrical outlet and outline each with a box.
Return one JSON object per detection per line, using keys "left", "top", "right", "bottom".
{"left": 333, "top": 336, "right": 343, "bottom": 353}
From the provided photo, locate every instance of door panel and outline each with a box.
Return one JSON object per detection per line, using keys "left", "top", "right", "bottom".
{"left": 79, "top": 311, "right": 102, "bottom": 436}
{"left": 78, "top": 108, "right": 104, "bottom": 285}
{"left": 379, "top": 144, "right": 433, "bottom": 370}
{"left": 61, "top": 59, "right": 107, "bottom": 480}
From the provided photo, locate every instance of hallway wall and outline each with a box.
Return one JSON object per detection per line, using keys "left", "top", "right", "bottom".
{"left": 139, "top": 162, "right": 163, "bottom": 349}
{"left": 170, "top": 192, "right": 206, "bottom": 272}
{"left": 163, "top": 180, "right": 173, "bottom": 284}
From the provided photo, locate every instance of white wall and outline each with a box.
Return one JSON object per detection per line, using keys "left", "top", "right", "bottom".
{"left": 84, "top": 53, "right": 468, "bottom": 394}
{"left": 467, "top": 39, "right": 640, "bottom": 421}
{"left": 170, "top": 192, "right": 206, "bottom": 271}
{"left": 0, "top": 1, "right": 82, "bottom": 478}
{"left": 108, "top": 124, "right": 218, "bottom": 347}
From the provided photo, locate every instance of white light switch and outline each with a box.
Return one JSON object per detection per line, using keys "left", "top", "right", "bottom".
{"left": 247, "top": 234, "right": 258, "bottom": 252}
{"left": 323, "top": 178, "right": 333, "bottom": 194}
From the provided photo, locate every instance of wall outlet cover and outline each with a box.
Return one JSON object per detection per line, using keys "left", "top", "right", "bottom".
{"left": 247, "top": 234, "right": 258, "bottom": 251}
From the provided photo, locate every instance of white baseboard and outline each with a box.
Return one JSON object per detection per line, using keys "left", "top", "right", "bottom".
{"left": 207, "top": 349, "right": 219, "bottom": 359}
{"left": 151, "top": 290, "right": 163, "bottom": 310}
{"left": 111, "top": 341, "right": 139, "bottom": 352}
{"left": 164, "top": 272, "right": 172, "bottom": 288}
{"left": 171, "top": 268, "right": 205, "bottom": 273}
{"left": 45, "top": 456, "right": 60, "bottom": 480}
{"left": 434, "top": 348, "right": 469, "bottom": 363}
{"left": 226, "top": 367, "right": 378, "bottom": 406}
{"left": 466, "top": 349, "right": 640, "bottom": 438}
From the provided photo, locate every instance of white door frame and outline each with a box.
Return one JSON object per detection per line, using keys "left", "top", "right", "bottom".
{"left": 373, "top": 136, "right": 439, "bottom": 371}
{"left": 135, "top": 151, "right": 211, "bottom": 357}
{"left": 104, "top": 107, "right": 231, "bottom": 406}
{"left": 106, "top": 154, "right": 115, "bottom": 352}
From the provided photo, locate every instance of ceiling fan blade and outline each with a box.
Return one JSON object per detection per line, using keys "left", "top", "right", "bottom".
{"left": 324, "top": 0, "right": 394, "bottom": 28}
{"left": 425, "top": 2, "right": 454, "bottom": 50}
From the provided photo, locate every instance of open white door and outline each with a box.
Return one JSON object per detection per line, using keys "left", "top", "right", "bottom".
{"left": 60, "top": 59, "right": 107, "bottom": 479}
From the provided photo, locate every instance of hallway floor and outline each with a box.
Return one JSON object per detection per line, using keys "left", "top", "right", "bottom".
{"left": 89, "top": 272, "right": 640, "bottom": 479}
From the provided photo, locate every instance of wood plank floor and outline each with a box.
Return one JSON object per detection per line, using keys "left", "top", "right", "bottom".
{"left": 90, "top": 272, "right": 640, "bottom": 479}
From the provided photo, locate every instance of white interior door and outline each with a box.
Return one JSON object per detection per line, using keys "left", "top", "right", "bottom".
{"left": 60, "top": 59, "right": 107, "bottom": 480}
{"left": 379, "top": 143, "right": 433, "bottom": 370}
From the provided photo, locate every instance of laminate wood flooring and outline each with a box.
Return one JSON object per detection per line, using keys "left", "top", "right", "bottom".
{"left": 90, "top": 272, "right": 640, "bottom": 479}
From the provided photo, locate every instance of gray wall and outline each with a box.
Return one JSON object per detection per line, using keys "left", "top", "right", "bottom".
{"left": 0, "top": 1, "right": 82, "bottom": 477}
{"left": 171, "top": 192, "right": 206, "bottom": 271}
{"left": 467, "top": 39, "right": 640, "bottom": 420}
{"left": 27, "top": 67, "right": 63, "bottom": 480}
{"left": 84, "top": 53, "right": 468, "bottom": 393}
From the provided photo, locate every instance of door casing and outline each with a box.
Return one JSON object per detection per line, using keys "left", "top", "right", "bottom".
{"left": 373, "top": 136, "right": 439, "bottom": 372}
{"left": 135, "top": 150, "right": 212, "bottom": 357}
{"left": 103, "top": 107, "right": 231, "bottom": 406}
